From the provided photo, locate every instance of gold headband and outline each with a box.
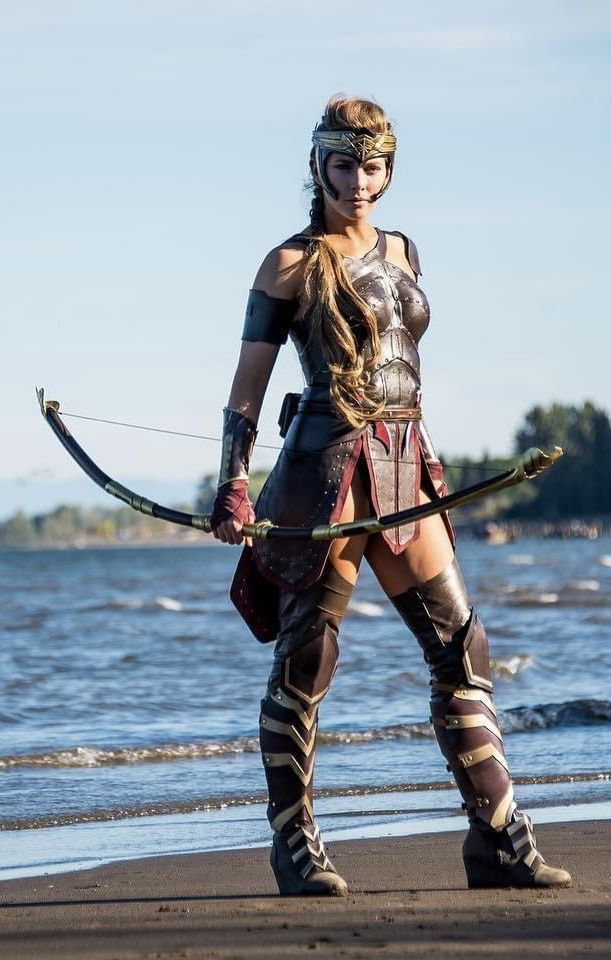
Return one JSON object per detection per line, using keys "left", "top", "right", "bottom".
{"left": 312, "top": 128, "right": 397, "bottom": 164}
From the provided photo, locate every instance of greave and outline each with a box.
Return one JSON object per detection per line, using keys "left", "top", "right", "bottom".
{"left": 260, "top": 565, "right": 353, "bottom": 835}
{"left": 390, "top": 559, "right": 516, "bottom": 830}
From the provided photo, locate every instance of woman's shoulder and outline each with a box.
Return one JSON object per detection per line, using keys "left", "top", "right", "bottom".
{"left": 252, "top": 229, "right": 310, "bottom": 299}
{"left": 383, "top": 228, "right": 422, "bottom": 279}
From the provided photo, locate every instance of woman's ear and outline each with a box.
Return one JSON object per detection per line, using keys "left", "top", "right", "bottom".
{"left": 310, "top": 157, "right": 321, "bottom": 185}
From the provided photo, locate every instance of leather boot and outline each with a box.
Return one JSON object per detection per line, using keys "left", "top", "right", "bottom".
{"left": 391, "top": 559, "right": 571, "bottom": 889}
{"left": 463, "top": 811, "right": 572, "bottom": 888}
{"left": 260, "top": 565, "right": 352, "bottom": 896}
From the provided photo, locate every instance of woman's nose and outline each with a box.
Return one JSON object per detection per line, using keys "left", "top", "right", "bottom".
{"left": 351, "top": 166, "right": 368, "bottom": 192}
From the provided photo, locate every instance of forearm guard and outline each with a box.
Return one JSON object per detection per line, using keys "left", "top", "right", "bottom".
{"left": 218, "top": 407, "right": 257, "bottom": 487}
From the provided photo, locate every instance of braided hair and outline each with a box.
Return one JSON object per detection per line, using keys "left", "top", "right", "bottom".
{"left": 299, "top": 96, "right": 392, "bottom": 428}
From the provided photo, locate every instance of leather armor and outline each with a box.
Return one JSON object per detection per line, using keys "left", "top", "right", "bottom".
{"left": 232, "top": 228, "right": 451, "bottom": 625}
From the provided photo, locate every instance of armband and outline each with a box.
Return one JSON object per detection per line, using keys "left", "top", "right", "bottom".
{"left": 241, "top": 289, "right": 298, "bottom": 345}
{"left": 218, "top": 408, "right": 257, "bottom": 487}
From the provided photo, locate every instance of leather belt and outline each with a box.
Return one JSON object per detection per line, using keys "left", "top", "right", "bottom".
{"left": 376, "top": 407, "right": 422, "bottom": 421}
{"left": 296, "top": 400, "right": 422, "bottom": 421}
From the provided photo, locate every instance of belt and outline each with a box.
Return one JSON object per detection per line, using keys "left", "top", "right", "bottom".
{"left": 297, "top": 400, "right": 422, "bottom": 421}
{"left": 375, "top": 407, "right": 422, "bottom": 421}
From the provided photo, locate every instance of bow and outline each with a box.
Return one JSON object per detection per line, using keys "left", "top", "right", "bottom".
{"left": 37, "top": 387, "right": 562, "bottom": 541}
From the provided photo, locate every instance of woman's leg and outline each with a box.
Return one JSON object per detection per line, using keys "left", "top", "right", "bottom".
{"left": 259, "top": 474, "right": 369, "bottom": 895}
{"left": 366, "top": 493, "right": 571, "bottom": 888}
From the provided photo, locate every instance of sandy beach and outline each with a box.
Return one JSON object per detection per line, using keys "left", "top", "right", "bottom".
{"left": 1, "top": 820, "right": 610, "bottom": 959}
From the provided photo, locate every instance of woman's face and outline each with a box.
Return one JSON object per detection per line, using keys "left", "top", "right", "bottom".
{"left": 321, "top": 151, "right": 389, "bottom": 221}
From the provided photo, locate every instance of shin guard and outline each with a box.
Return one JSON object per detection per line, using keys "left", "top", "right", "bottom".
{"left": 391, "top": 559, "right": 516, "bottom": 830}
{"left": 259, "top": 566, "right": 353, "bottom": 835}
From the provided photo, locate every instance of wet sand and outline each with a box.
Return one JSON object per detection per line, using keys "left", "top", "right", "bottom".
{"left": 1, "top": 820, "right": 610, "bottom": 959}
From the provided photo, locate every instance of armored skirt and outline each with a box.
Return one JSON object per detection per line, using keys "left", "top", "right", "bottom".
{"left": 231, "top": 228, "right": 454, "bottom": 642}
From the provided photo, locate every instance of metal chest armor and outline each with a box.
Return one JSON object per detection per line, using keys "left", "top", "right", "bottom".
{"left": 290, "top": 229, "right": 429, "bottom": 413}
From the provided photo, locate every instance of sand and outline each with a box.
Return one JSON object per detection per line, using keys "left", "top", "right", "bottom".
{"left": 1, "top": 820, "right": 610, "bottom": 959}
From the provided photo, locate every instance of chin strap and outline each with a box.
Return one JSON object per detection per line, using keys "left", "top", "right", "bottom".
{"left": 36, "top": 387, "right": 562, "bottom": 542}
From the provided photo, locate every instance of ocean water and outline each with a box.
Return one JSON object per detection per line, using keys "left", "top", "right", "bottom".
{"left": 1, "top": 537, "right": 611, "bottom": 879}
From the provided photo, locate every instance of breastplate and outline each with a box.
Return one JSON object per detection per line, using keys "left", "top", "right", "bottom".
{"left": 290, "top": 230, "right": 430, "bottom": 410}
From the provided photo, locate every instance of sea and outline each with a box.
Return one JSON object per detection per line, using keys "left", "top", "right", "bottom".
{"left": 1, "top": 536, "right": 611, "bottom": 881}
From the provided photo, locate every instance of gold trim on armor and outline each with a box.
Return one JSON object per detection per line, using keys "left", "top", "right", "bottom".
{"left": 312, "top": 129, "right": 396, "bottom": 162}
{"left": 217, "top": 474, "right": 249, "bottom": 488}
{"left": 434, "top": 713, "right": 502, "bottom": 741}
{"left": 259, "top": 713, "right": 316, "bottom": 756}
{"left": 283, "top": 657, "right": 332, "bottom": 706}
{"left": 262, "top": 753, "right": 313, "bottom": 786}
{"left": 462, "top": 650, "right": 494, "bottom": 691}
{"left": 374, "top": 407, "right": 422, "bottom": 421}
{"left": 432, "top": 685, "right": 498, "bottom": 716}
{"left": 272, "top": 688, "right": 317, "bottom": 730}
{"left": 457, "top": 743, "right": 509, "bottom": 772}
{"left": 490, "top": 785, "right": 516, "bottom": 830}
{"left": 270, "top": 796, "right": 313, "bottom": 833}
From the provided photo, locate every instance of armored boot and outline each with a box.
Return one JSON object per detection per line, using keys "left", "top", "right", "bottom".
{"left": 391, "top": 559, "right": 571, "bottom": 889}
{"left": 260, "top": 565, "right": 353, "bottom": 896}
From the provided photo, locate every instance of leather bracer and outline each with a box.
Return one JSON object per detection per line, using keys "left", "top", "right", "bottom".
{"left": 218, "top": 408, "right": 257, "bottom": 487}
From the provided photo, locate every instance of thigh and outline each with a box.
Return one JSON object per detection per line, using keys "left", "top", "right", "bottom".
{"left": 326, "top": 466, "right": 371, "bottom": 586}
{"left": 365, "top": 488, "right": 454, "bottom": 597}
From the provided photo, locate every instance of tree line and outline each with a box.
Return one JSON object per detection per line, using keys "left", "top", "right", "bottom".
{"left": 2, "top": 401, "right": 609, "bottom": 547}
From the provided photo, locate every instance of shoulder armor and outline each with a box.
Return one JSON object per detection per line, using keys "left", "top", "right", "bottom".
{"left": 241, "top": 289, "right": 298, "bottom": 345}
{"left": 388, "top": 230, "right": 422, "bottom": 278}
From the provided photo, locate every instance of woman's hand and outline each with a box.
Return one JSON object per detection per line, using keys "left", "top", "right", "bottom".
{"left": 210, "top": 479, "right": 255, "bottom": 547}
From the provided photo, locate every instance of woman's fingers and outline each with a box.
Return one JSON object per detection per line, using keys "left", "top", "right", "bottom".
{"left": 212, "top": 506, "right": 255, "bottom": 546}
{"left": 212, "top": 518, "right": 247, "bottom": 545}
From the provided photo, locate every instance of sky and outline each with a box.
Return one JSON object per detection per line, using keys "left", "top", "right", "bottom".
{"left": 2, "top": 0, "right": 610, "bottom": 518}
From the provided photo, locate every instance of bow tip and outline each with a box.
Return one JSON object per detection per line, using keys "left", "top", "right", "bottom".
{"left": 521, "top": 445, "right": 564, "bottom": 479}
{"left": 35, "top": 386, "right": 60, "bottom": 417}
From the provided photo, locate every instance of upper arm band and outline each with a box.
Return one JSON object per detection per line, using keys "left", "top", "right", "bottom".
{"left": 241, "top": 289, "right": 298, "bottom": 345}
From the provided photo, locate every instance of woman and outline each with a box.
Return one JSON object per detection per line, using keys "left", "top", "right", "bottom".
{"left": 210, "top": 96, "right": 571, "bottom": 897}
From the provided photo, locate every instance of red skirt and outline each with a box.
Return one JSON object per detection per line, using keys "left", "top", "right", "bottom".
{"left": 230, "top": 415, "right": 454, "bottom": 643}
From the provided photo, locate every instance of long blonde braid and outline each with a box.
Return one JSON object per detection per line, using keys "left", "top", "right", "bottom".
{"left": 300, "top": 96, "right": 391, "bottom": 428}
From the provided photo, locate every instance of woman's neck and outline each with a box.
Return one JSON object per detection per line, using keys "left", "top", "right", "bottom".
{"left": 321, "top": 211, "right": 378, "bottom": 258}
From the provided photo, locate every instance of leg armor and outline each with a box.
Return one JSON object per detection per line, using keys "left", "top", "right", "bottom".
{"left": 391, "top": 559, "right": 571, "bottom": 888}
{"left": 259, "top": 564, "right": 352, "bottom": 895}
{"left": 390, "top": 558, "right": 516, "bottom": 830}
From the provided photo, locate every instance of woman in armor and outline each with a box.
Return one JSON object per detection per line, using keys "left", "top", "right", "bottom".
{"left": 210, "top": 95, "right": 571, "bottom": 897}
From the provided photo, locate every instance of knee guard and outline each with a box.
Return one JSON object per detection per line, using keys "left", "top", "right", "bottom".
{"left": 390, "top": 559, "right": 491, "bottom": 690}
{"left": 391, "top": 559, "right": 516, "bottom": 830}
{"left": 260, "top": 565, "right": 353, "bottom": 833}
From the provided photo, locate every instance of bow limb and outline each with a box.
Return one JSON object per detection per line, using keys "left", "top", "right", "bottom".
{"left": 246, "top": 445, "right": 562, "bottom": 540}
{"left": 37, "top": 388, "right": 562, "bottom": 542}
{"left": 37, "top": 387, "right": 212, "bottom": 531}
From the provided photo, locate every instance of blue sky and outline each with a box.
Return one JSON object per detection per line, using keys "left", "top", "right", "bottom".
{"left": 2, "top": 1, "right": 610, "bottom": 517}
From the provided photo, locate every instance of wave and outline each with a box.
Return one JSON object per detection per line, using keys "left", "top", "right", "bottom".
{"left": 348, "top": 600, "right": 385, "bottom": 618}
{"left": 2, "top": 700, "right": 610, "bottom": 771}
{"left": 504, "top": 588, "right": 608, "bottom": 608}
{"left": 88, "top": 596, "right": 186, "bottom": 612}
{"left": 490, "top": 653, "right": 532, "bottom": 679}
{"left": 3, "top": 770, "right": 611, "bottom": 832}
{"left": 568, "top": 579, "right": 600, "bottom": 592}
{"left": 499, "top": 699, "right": 611, "bottom": 733}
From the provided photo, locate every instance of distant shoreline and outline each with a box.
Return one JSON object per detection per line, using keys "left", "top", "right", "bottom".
{"left": 2, "top": 517, "right": 609, "bottom": 550}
